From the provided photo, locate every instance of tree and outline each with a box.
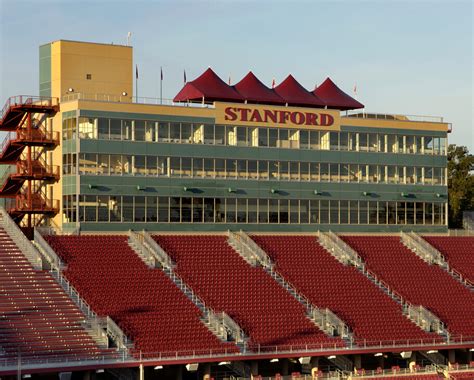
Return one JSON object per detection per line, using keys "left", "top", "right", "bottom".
{"left": 447, "top": 144, "right": 474, "bottom": 228}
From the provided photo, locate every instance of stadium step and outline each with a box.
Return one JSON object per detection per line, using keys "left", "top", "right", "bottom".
{"left": 401, "top": 232, "right": 473, "bottom": 290}
{"left": 127, "top": 232, "right": 248, "bottom": 351}
{"left": 234, "top": 231, "right": 354, "bottom": 344}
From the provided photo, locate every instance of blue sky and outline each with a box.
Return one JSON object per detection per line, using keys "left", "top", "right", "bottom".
{"left": 0, "top": 0, "right": 472, "bottom": 149}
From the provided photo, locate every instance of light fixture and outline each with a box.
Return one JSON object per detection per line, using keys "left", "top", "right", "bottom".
{"left": 313, "top": 190, "right": 321, "bottom": 195}
{"left": 122, "top": 91, "right": 128, "bottom": 96}
{"left": 154, "top": 365, "right": 163, "bottom": 370}
{"left": 469, "top": 348, "right": 474, "bottom": 352}
{"left": 96, "top": 369, "right": 104, "bottom": 373}
{"left": 218, "top": 361, "right": 231, "bottom": 366}
{"left": 374, "top": 353, "right": 383, "bottom": 357}
{"left": 270, "top": 358, "right": 279, "bottom": 363}
{"left": 88, "top": 184, "right": 97, "bottom": 189}
{"left": 298, "top": 357, "right": 311, "bottom": 364}
{"left": 228, "top": 187, "right": 237, "bottom": 193}
{"left": 68, "top": 87, "right": 74, "bottom": 93}
{"left": 137, "top": 185, "right": 146, "bottom": 191}
{"left": 363, "top": 191, "right": 372, "bottom": 196}
{"left": 270, "top": 188, "right": 278, "bottom": 194}
{"left": 22, "top": 375, "right": 31, "bottom": 379}
{"left": 327, "top": 355, "right": 336, "bottom": 360}
{"left": 185, "top": 363, "right": 199, "bottom": 372}
{"left": 427, "top": 350, "right": 438, "bottom": 354}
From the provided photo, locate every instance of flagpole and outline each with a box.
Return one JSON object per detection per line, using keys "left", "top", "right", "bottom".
{"left": 160, "top": 66, "right": 163, "bottom": 105}
{"left": 135, "top": 64, "right": 138, "bottom": 102}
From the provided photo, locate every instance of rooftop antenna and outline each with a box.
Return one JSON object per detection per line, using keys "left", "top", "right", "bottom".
{"left": 127, "top": 32, "right": 132, "bottom": 46}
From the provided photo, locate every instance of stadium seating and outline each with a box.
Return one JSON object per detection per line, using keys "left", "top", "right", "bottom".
{"left": 449, "top": 372, "right": 474, "bottom": 379}
{"left": 45, "top": 235, "right": 238, "bottom": 356}
{"left": 341, "top": 236, "right": 474, "bottom": 337}
{"left": 153, "top": 235, "right": 344, "bottom": 350}
{"left": 251, "top": 235, "right": 437, "bottom": 346}
{"left": 422, "top": 236, "right": 474, "bottom": 283}
{"left": 359, "top": 376, "right": 441, "bottom": 380}
{"left": 0, "top": 228, "right": 105, "bottom": 359}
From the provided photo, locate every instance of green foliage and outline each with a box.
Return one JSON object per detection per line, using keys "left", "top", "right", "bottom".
{"left": 447, "top": 144, "right": 474, "bottom": 228}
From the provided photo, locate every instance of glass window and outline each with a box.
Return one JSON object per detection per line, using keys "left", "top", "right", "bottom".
{"left": 134, "top": 120, "right": 146, "bottom": 141}
{"left": 258, "top": 199, "right": 268, "bottom": 223}
{"left": 236, "top": 198, "right": 246, "bottom": 223}
{"left": 368, "top": 165, "right": 378, "bottom": 183}
{"left": 320, "top": 200, "right": 329, "bottom": 224}
{"left": 122, "top": 196, "right": 134, "bottom": 222}
{"left": 310, "top": 200, "right": 319, "bottom": 224}
{"left": 193, "top": 198, "right": 203, "bottom": 223}
{"left": 135, "top": 196, "right": 146, "bottom": 222}
{"left": 181, "top": 198, "right": 192, "bottom": 222}
{"left": 158, "top": 122, "right": 169, "bottom": 142}
{"left": 227, "top": 159, "right": 237, "bottom": 179}
{"left": 146, "top": 197, "right": 157, "bottom": 222}
{"left": 122, "top": 120, "right": 132, "bottom": 140}
{"left": 226, "top": 126, "right": 236, "bottom": 146}
{"left": 415, "top": 202, "right": 424, "bottom": 225}
{"left": 358, "top": 133, "right": 368, "bottom": 152}
{"left": 378, "top": 134, "right": 386, "bottom": 153}
{"left": 330, "top": 163, "right": 339, "bottom": 182}
{"left": 398, "top": 135, "right": 404, "bottom": 153}
{"left": 237, "top": 160, "right": 247, "bottom": 179}
{"left": 387, "top": 135, "right": 397, "bottom": 153}
{"left": 215, "top": 159, "right": 225, "bottom": 179}
{"left": 158, "top": 157, "right": 167, "bottom": 176}
{"left": 340, "top": 200, "right": 349, "bottom": 224}
{"left": 147, "top": 156, "right": 158, "bottom": 176}
{"left": 98, "top": 118, "right": 109, "bottom": 140}
{"left": 300, "top": 162, "right": 310, "bottom": 181}
{"left": 396, "top": 202, "right": 406, "bottom": 225}
{"left": 416, "top": 136, "right": 423, "bottom": 154}
{"left": 359, "top": 201, "right": 368, "bottom": 224}
{"left": 425, "top": 203, "right": 433, "bottom": 225}
{"left": 310, "top": 131, "right": 320, "bottom": 150}
{"left": 269, "top": 161, "right": 279, "bottom": 180}
{"left": 300, "top": 130, "right": 309, "bottom": 150}
{"left": 329, "top": 132, "right": 339, "bottom": 150}
{"left": 248, "top": 199, "right": 258, "bottom": 223}
{"left": 181, "top": 123, "right": 192, "bottom": 143}
{"left": 339, "top": 132, "right": 349, "bottom": 151}
{"left": 369, "top": 201, "right": 378, "bottom": 224}
{"left": 368, "top": 133, "right": 378, "bottom": 152}
{"left": 109, "top": 196, "right": 120, "bottom": 222}
{"left": 193, "top": 158, "right": 203, "bottom": 178}
{"left": 98, "top": 154, "right": 109, "bottom": 175}
{"left": 226, "top": 198, "right": 236, "bottom": 223}
{"left": 439, "top": 137, "right": 447, "bottom": 155}
{"left": 300, "top": 199, "right": 309, "bottom": 224}
{"left": 97, "top": 196, "right": 109, "bottom": 222}
{"left": 169, "top": 157, "right": 180, "bottom": 177}
{"left": 258, "top": 161, "right": 268, "bottom": 180}
{"left": 406, "top": 135, "right": 416, "bottom": 154}
{"left": 158, "top": 197, "right": 169, "bottom": 222}
{"left": 424, "top": 136, "right": 434, "bottom": 155}
{"left": 204, "top": 198, "right": 215, "bottom": 223}
{"left": 203, "top": 124, "right": 214, "bottom": 145}
{"left": 406, "top": 202, "right": 415, "bottom": 224}
{"left": 269, "top": 199, "right": 278, "bottom": 223}
{"left": 236, "top": 127, "right": 248, "bottom": 146}
{"left": 279, "top": 162, "right": 289, "bottom": 181}
{"left": 268, "top": 128, "right": 278, "bottom": 147}
{"left": 181, "top": 157, "right": 192, "bottom": 177}
{"left": 204, "top": 158, "right": 214, "bottom": 178}
{"left": 320, "top": 131, "right": 330, "bottom": 150}
{"left": 259, "top": 128, "right": 268, "bottom": 147}
{"left": 278, "top": 129, "right": 289, "bottom": 148}
{"left": 192, "top": 124, "right": 204, "bottom": 144}
{"left": 79, "top": 153, "right": 97, "bottom": 175}
{"left": 84, "top": 195, "right": 97, "bottom": 222}
{"left": 215, "top": 125, "right": 226, "bottom": 145}
{"left": 290, "top": 162, "right": 299, "bottom": 181}
{"left": 310, "top": 162, "right": 319, "bottom": 182}
{"left": 320, "top": 163, "right": 329, "bottom": 182}
{"left": 134, "top": 155, "right": 146, "bottom": 176}
{"left": 279, "top": 200, "right": 289, "bottom": 223}
{"left": 170, "top": 197, "right": 180, "bottom": 222}
{"left": 110, "top": 119, "right": 121, "bottom": 140}
{"left": 349, "top": 201, "right": 358, "bottom": 224}
{"left": 145, "top": 121, "right": 156, "bottom": 142}
{"left": 215, "top": 198, "right": 224, "bottom": 223}
{"left": 290, "top": 199, "right": 299, "bottom": 223}
{"left": 169, "top": 122, "right": 180, "bottom": 142}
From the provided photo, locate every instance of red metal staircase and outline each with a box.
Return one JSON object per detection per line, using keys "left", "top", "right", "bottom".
{"left": 0, "top": 96, "right": 59, "bottom": 227}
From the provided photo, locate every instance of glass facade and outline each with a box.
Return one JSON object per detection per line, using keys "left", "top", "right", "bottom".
{"left": 63, "top": 195, "right": 446, "bottom": 226}
{"left": 62, "top": 113, "right": 448, "bottom": 231}
{"left": 63, "top": 117, "right": 448, "bottom": 156}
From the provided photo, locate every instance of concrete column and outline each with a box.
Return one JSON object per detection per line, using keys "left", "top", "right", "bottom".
{"left": 310, "top": 357, "right": 319, "bottom": 379}
{"left": 354, "top": 355, "right": 362, "bottom": 370}
{"left": 138, "top": 364, "right": 144, "bottom": 380}
{"left": 250, "top": 361, "right": 259, "bottom": 379}
{"left": 281, "top": 359, "right": 289, "bottom": 376}
{"left": 203, "top": 363, "right": 211, "bottom": 380}
{"left": 409, "top": 352, "right": 417, "bottom": 372}
{"left": 448, "top": 350, "right": 456, "bottom": 364}
{"left": 175, "top": 365, "right": 183, "bottom": 380}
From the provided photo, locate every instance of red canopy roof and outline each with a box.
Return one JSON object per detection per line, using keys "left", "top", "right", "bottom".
{"left": 313, "top": 77, "right": 364, "bottom": 110}
{"left": 273, "top": 75, "right": 326, "bottom": 107}
{"left": 233, "top": 71, "right": 285, "bottom": 105}
{"left": 173, "top": 68, "right": 244, "bottom": 103}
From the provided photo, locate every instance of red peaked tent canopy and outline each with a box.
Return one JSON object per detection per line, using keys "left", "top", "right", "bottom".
{"left": 313, "top": 77, "right": 364, "bottom": 110}
{"left": 273, "top": 74, "right": 326, "bottom": 108}
{"left": 233, "top": 71, "right": 285, "bottom": 105}
{"left": 173, "top": 68, "right": 244, "bottom": 103}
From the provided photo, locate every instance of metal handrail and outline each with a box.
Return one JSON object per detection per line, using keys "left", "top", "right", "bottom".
{"left": 61, "top": 92, "right": 215, "bottom": 108}
{"left": 344, "top": 110, "right": 445, "bottom": 123}
{"left": 0, "top": 95, "right": 59, "bottom": 119}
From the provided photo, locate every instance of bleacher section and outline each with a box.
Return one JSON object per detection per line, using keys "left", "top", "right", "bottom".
{"left": 449, "top": 372, "right": 474, "bottom": 379}
{"left": 45, "top": 235, "right": 239, "bottom": 357}
{"left": 0, "top": 228, "right": 104, "bottom": 360}
{"left": 341, "top": 236, "right": 474, "bottom": 338}
{"left": 422, "top": 236, "right": 474, "bottom": 283}
{"left": 250, "top": 236, "right": 437, "bottom": 346}
{"left": 153, "top": 235, "right": 344, "bottom": 350}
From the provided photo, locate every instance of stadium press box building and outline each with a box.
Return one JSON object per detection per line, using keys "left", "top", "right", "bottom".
{"left": 0, "top": 40, "right": 451, "bottom": 233}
